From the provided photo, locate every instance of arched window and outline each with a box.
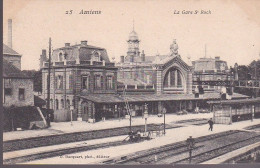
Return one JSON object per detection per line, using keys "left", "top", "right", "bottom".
{"left": 163, "top": 68, "right": 183, "bottom": 88}
{"left": 59, "top": 53, "right": 63, "bottom": 62}
{"left": 72, "top": 99, "right": 75, "bottom": 108}
{"left": 66, "top": 99, "right": 70, "bottom": 109}
{"left": 61, "top": 99, "right": 64, "bottom": 109}
{"left": 50, "top": 99, "right": 53, "bottom": 109}
{"left": 56, "top": 99, "right": 59, "bottom": 110}
{"left": 177, "top": 72, "right": 182, "bottom": 87}
{"left": 92, "top": 51, "right": 100, "bottom": 61}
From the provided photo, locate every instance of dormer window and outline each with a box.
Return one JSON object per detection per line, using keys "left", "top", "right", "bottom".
{"left": 92, "top": 50, "right": 101, "bottom": 61}
{"left": 59, "top": 52, "right": 63, "bottom": 61}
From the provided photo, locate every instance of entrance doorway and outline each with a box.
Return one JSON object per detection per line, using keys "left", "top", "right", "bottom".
{"left": 82, "top": 102, "right": 88, "bottom": 121}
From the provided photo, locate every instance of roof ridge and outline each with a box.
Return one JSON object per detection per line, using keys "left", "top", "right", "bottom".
{"left": 3, "top": 59, "right": 30, "bottom": 78}
{"left": 3, "top": 43, "right": 21, "bottom": 55}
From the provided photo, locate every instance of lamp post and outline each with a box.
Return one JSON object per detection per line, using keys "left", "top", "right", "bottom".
{"left": 144, "top": 103, "right": 148, "bottom": 135}
{"left": 162, "top": 107, "right": 167, "bottom": 135}
{"left": 186, "top": 136, "right": 195, "bottom": 164}
{"left": 115, "top": 104, "right": 119, "bottom": 121}
{"left": 254, "top": 60, "right": 257, "bottom": 98}
{"left": 70, "top": 105, "right": 74, "bottom": 126}
{"left": 130, "top": 105, "right": 132, "bottom": 132}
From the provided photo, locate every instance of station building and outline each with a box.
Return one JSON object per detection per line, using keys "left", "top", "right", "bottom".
{"left": 41, "top": 41, "right": 118, "bottom": 122}
{"left": 41, "top": 30, "right": 248, "bottom": 123}
{"left": 78, "top": 29, "right": 248, "bottom": 122}
{"left": 192, "top": 56, "right": 234, "bottom": 92}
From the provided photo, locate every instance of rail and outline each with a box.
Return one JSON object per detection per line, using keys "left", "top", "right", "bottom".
{"left": 101, "top": 130, "right": 240, "bottom": 164}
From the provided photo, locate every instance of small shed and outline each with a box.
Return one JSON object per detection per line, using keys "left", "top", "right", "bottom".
{"left": 208, "top": 98, "right": 260, "bottom": 124}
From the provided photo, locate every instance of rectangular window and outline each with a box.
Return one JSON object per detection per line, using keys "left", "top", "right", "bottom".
{"left": 4, "top": 79, "right": 12, "bottom": 87}
{"left": 46, "top": 74, "right": 49, "bottom": 90}
{"left": 5, "top": 88, "right": 12, "bottom": 96}
{"left": 82, "top": 76, "right": 89, "bottom": 89}
{"left": 56, "top": 75, "right": 63, "bottom": 89}
{"left": 107, "top": 76, "right": 113, "bottom": 89}
{"left": 69, "top": 74, "right": 73, "bottom": 89}
{"left": 19, "top": 88, "right": 25, "bottom": 100}
{"left": 95, "top": 75, "right": 101, "bottom": 89}
{"left": 146, "top": 75, "right": 150, "bottom": 84}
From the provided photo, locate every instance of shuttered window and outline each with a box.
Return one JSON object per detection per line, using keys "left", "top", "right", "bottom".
{"left": 107, "top": 76, "right": 113, "bottom": 89}
{"left": 82, "top": 76, "right": 89, "bottom": 89}
{"left": 94, "top": 75, "right": 101, "bottom": 89}
{"left": 69, "top": 74, "right": 73, "bottom": 89}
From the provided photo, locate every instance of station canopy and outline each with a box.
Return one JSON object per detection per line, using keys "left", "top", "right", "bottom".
{"left": 79, "top": 92, "right": 249, "bottom": 104}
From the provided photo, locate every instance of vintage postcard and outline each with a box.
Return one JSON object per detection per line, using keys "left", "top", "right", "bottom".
{"left": 2, "top": 0, "right": 260, "bottom": 166}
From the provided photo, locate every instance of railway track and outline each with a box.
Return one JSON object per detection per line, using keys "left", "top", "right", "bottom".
{"left": 4, "top": 139, "right": 132, "bottom": 164}
{"left": 3, "top": 118, "right": 211, "bottom": 164}
{"left": 244, "top": 124, "right": 260, "bottom": 131}
{"left": 4, "top": 117, "right": 210, "bottom": 152}
{"left": 101, "top": 130, "right": 241, "bottom": 164}
{"left": 175, "top": 118, "right": 208, "bottom": 124}
{"left": 174, "top": 134, "right": 260, "bottom": 164}
{"left": 3, "top": 123, "right": 181, "bottom": 152}
{"left": 174, "top": 118, "right": 208, "bottom": 126}
{"left": 3, "top": 123, "right": 183, "bottom": 164}
{"left": 3, "top": 124, "right": 187, "bottom": 164}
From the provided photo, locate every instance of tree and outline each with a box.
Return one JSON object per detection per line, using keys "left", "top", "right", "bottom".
{"left": 236, "top": 65, "right": 250, "bottom": 80}
{"left": 234, "top": 60, "right": 260, "bottom": 98}
{"left": 248, "top": 60, "right": 260, "bottom": 80}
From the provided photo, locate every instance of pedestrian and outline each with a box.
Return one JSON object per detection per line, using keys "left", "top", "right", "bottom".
{"left": 208, "top": 118, "right": 214, "bottom": 131}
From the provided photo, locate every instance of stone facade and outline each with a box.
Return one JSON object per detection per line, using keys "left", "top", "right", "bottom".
{"left": 117, "top": 30, "right": 193, "bottom": 95}
{"left": 3, "top": 46, "right": 34, "bottom": 108}
{"left": 41, "top": 41, "right": 117, "bottom": 122}
{"left": 3, "top": 78, "right": 34, "bottom": 107}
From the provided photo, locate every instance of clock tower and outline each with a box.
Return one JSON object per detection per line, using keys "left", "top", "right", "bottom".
{"left": 126, "top": 22, "right": 140, "bottom": 61}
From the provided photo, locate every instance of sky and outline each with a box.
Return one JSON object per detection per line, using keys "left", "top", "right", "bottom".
{"left": 3, "top": 0, "right": 260, "bottom": 70}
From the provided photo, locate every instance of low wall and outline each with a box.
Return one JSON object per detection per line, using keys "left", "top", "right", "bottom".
{"left": 53, "top": 109, "right": 77, "bottom": 122}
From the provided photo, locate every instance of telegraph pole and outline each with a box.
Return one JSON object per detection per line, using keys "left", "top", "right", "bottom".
{"left": 255, "top": 60, "right": 257, "bottom": 98}
{"left": 47, "top": 37, "right": 51, "bottom": 127}
{"left": 47, "top": 38, "right": 51, "bottom": 109}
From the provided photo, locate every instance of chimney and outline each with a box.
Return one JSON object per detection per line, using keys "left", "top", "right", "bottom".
{"left": 81, "top": 40, "right": 88, "bottom": 45}
{"left": 42, "top": 49, "right": 47, "bottom": 57}
{"left": 120, "top": 55, "right": 125, "bottom": 63}
{"left": 8, "top": 19, "right": 12, "bottom": 49}
{"left": 141, "top": 50, "right": 145, "bottom": 62}
{"left": 65, "top": 43, "right": 70, "bottom": 47}
{"left": 215, "top": 56, "right": 220, "bottom": 60}
{"left": 40, "top": 49, "right": 47, "bottom": 69}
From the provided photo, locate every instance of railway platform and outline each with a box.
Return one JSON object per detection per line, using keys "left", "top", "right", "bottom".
{"left": 3, "top": 113, "right": 212, "bottom": 141}
{"left": 15, "top": 118, "right": 260, "bottom": 164}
